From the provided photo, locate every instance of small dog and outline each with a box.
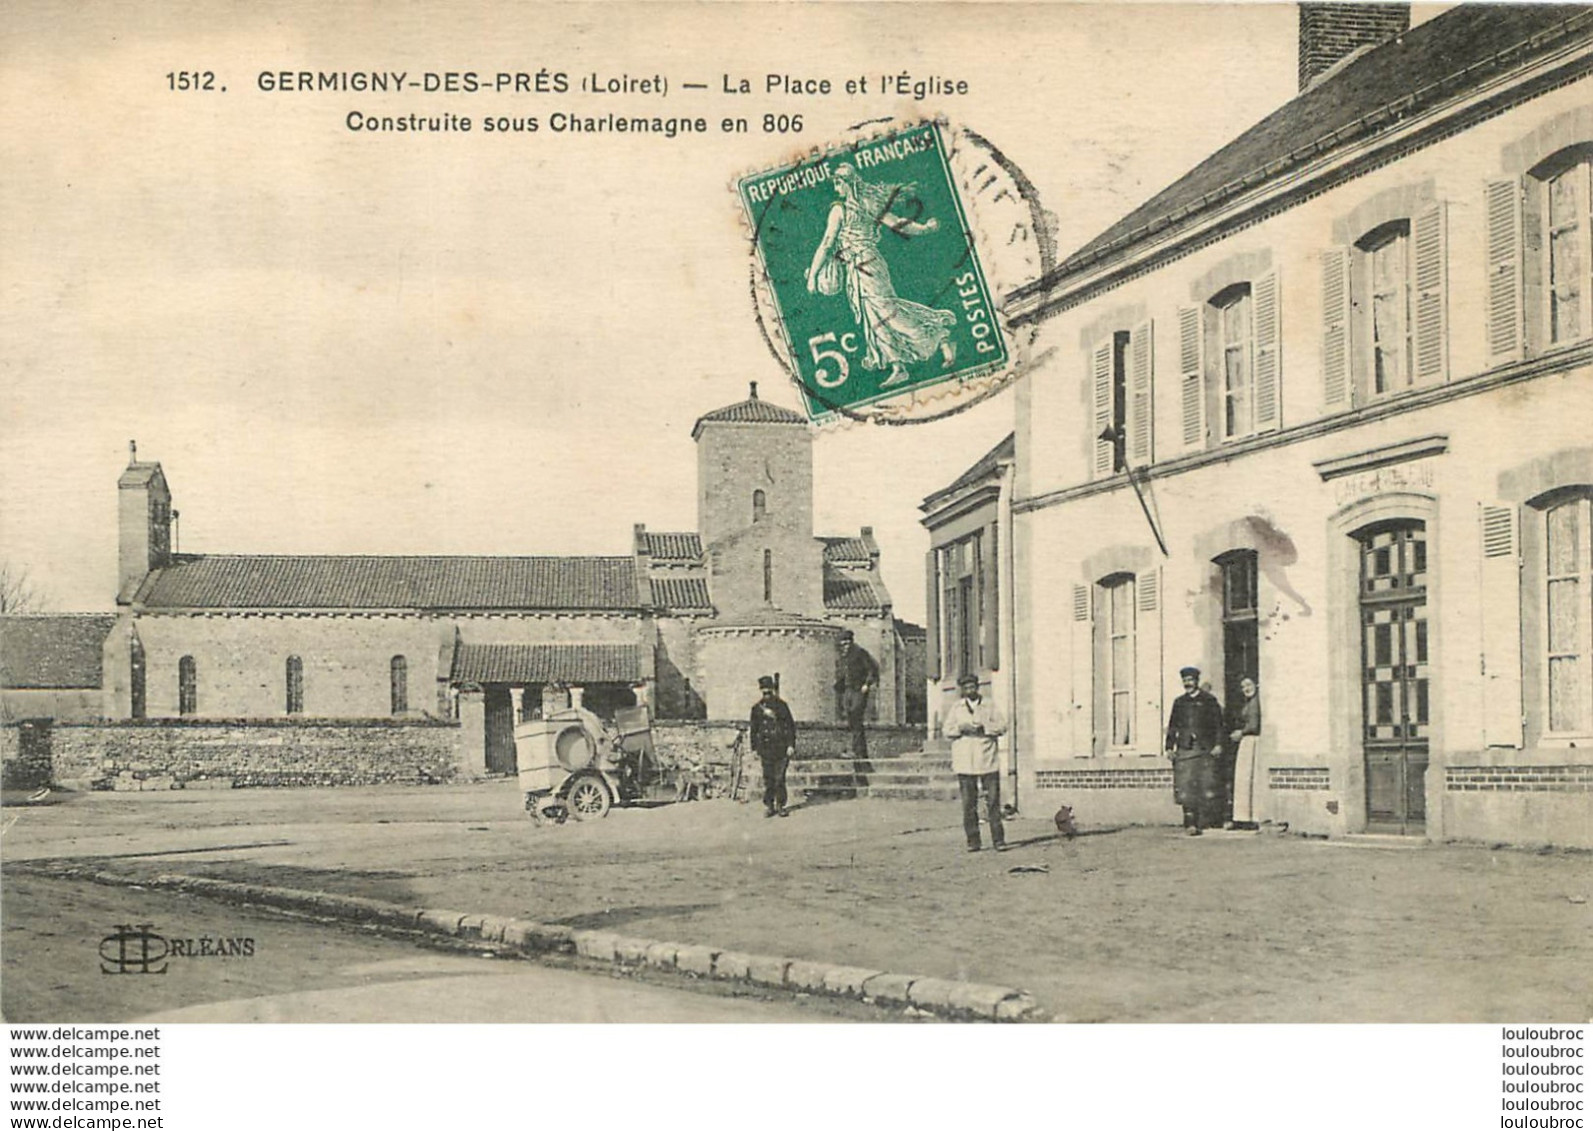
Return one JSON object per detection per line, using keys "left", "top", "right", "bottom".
{"left": 1054, "top": 805, "right": 1078, "bottom": 839}
{"left": 526, "top": 794, "right": 569, "bottom": 825}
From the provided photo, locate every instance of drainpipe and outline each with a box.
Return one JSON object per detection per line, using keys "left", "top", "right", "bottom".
{"left": 1000, "top": 458, "right": 1020, "bottom": 814}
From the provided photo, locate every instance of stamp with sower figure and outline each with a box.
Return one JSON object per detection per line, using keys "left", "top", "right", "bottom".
{"left": 738, "top": 122, "right": 1011, "bottom": 421}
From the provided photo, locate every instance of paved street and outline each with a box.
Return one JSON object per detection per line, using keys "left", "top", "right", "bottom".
{"left": 4, "top": 782, "right": 1591, "bottom": 1022}
{"left": 0, "top": 874, "right": 847, "bottom": 1022}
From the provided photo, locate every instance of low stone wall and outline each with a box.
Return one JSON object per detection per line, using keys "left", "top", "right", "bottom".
{"left": 0, "top": 722, "right": 34, "bottom": 789}
{"left": 44, "top": 718, "right": 462, "bottom": 790}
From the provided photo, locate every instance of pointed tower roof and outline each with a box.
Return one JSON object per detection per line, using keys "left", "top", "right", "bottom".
{"left": 690, "top": 381, "right": 807, "bottom": 440}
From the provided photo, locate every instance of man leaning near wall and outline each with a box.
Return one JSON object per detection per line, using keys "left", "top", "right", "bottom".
{"left": 835, "top": 631, "right": 878, "bottom": 759}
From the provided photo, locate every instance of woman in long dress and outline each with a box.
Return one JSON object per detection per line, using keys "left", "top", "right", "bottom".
{"left": 1227, "top": 677, "right": 1262, "bottom": 830}
{"left": 804, "top": 163, "right": 957, "bottom": 388}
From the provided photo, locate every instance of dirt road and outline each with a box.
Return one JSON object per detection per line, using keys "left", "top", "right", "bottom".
{"left": 4, "top": 783, "right": 1589, "bottom": 1021}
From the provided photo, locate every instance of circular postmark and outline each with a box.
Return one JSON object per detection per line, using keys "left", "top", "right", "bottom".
{"left": 736, "top": 117, "right": 1056, "bottom": 427}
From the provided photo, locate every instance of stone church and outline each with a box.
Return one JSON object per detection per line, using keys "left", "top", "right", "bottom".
{"left": 2, "top": 385, "right": 917, "bottom": 780}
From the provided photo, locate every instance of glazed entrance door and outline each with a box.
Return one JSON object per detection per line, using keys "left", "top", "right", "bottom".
{"left": 1358, "top": 522, "right": 1430, "bottom": 833}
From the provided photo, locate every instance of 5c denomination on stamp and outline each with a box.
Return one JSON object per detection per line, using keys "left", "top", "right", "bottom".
{"left": 738, "top": 122, "right": 1009, "bottom": 421}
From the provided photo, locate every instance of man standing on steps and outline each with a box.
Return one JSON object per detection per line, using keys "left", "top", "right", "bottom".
{"left": 835, "top": 631, "right": 879, "bottom": 759}
{"left": 949, "top": 673, "right": 1007, "bottom": 852}
{"left": 749, "top": 675, "right": 796, "bottom": 818}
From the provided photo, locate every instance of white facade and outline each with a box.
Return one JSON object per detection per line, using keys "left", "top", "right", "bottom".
{"left": 1011, "top": 24, "right": 1593, "bottom": 846}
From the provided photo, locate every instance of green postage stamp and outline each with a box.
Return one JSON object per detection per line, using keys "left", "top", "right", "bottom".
{"left": 738, "top": 122, "right": 1009, "bottom": 420}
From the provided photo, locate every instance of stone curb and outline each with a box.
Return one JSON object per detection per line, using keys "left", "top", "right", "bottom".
{"left": 10, "top": 861, "right": 1045, "bottom": 1022}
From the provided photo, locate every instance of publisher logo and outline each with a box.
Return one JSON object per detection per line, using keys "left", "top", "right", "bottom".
{"left": 99, "top": 924, "right": 168, "bottom": 975}
{"left": 98, "top": 924, "right": 256, "bottom": 974}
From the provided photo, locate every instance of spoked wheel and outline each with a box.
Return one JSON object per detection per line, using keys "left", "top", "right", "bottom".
{"left": 565, "top": 775, "right": 612, "bottom": 820}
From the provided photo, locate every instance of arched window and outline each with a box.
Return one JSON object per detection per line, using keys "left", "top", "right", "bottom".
{"left": 1543, "top": 151, "right": 1591, "bottom": 346}
{"left": 1101, "top": 573, "right": 1136, "bottom": 748}
{"left": 1357, "top": 219, "right": 1414, "bottom": 395}
{"left": 390, "top": 655, "right": 409, "bottom": 715}
{"left": 1542, "top": 490, "right": 1592, "bottom": 734}
{"left": 752, "top": 489, "right": 767, "bottom": 523}
{"left": 1322, "top": 194, "right": 1447, "bottom": 407}
{"left": 178, "top": 655, "right": 197, "bottom": 716}
{"left": 129, "top": 636, "right": 146, "bottom": 720}
{"left": 285, "top": 656, "right": 304, "bottom": 715}
{"left": 762, "top": 549, "right": 773, "bottom": 603}
{"left": 1216, "top": 551, "right": 1259, "bottom": 709}
{"left": 1213, "top": 282, "right": 1255, "bottom": 440}
{"left": 1491, "top": 144, "right": 1593, "bottom": 360}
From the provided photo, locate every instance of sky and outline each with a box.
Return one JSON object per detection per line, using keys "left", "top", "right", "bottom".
{"left": 0, "top": 1, "right": 1322, "bottom": 618}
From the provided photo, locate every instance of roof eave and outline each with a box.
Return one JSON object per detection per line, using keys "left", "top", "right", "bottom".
{"left": 1007, "top": 27, "right": 1593, "bottom": 324}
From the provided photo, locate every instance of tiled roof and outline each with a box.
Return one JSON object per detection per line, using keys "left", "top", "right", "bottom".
{"left": 650, "top": 576, "right": 713, "bottom": 612}
{"left": 824, "top": 574, "right": 888, "bottom": 613}
{"left": 820, "top": 537, "right": 873, "bottom": 565}
{"left": 451, "top": 643, "right": 647, "bottom": 685}
{"left": 640, "top": 531, "right": 703, "bottom": 561}
{"left": 691, "top": 387, "right": 807, "bottom": 438}
{"left": 0, "top": 615, "right": 117, "bottom": 689}
{"left": 132, "top": 555, "right": 640, "bottom": 611}
{"left": 1020, "top": 4, "right": 1593, "bottom": 300}
{"left": 924, "top": 433, "right": 1015, "bottom": 508}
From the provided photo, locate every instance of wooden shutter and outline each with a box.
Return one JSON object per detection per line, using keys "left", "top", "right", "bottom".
{"left": 924, "top": 548, "right": 941, "bottom": 681}
{"left": 1253, "top": 268, "right": 1281, "bottom": 433}
{"left": 1177, "top": 305, "right": 1204, "bottom": 449}
{"left": 1479, "top": 505, "right": 1522, "bottom": 747}
{"left": 1135, "top": 568, "right": 1163, "bottom": 755}
{"left": 1412, "top": 200, "right": 1448, "bottom": 385}
{"left": 1090, "top": 339, "right": 1114, "bottom": 478}
{"left": 1129, "top": 319, "right": 1154, "bottom": 466}
{"left": 1321, "top": 246, "right": 1353, "bottom": 409}
{"left": 1070, "top": 583, "right": 1094, "bottom": 755}
{"left": 981, "top": 523, "right": 1000, "bottom": 671}
{"left": 1485, "top": 177, "right": 1524, "bottom": 366}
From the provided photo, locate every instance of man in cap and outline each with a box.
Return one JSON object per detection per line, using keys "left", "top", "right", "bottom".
{"left": 948, "top": 673, "right": 1008, "bottom": 852}
{"left": 749, "top": 675, "right": 796, "bottom": 817}
{"left": 835, "top": 631, "right": 879, "bottom": 758}
{"left": 1164, "top": 665, "right": 1226, "bottom": 835}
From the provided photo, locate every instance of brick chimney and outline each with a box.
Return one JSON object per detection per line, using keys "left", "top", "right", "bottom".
{"left": 1298, "top": 3, "right": 1410, "bottom": 92}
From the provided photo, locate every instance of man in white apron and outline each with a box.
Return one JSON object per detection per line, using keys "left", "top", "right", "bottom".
{"left": 949, "top": 673, "right": 1008, "bottom": 852}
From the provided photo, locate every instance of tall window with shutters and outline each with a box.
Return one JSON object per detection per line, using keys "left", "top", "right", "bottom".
{"left": 1177, "top": 273, "right": 1279, "bottom": 448}
{"left": 1073, "top": 570, "right": 1161, "bottom": 756}
{"left": 1088, "top": 322, "right": 1153, "bottom": 478}
{"left": 1487, "top": 146, "right": 1592, "bottom": 364}
{"left": 1321, "top": 205, "right": 1446, "bottom": 410}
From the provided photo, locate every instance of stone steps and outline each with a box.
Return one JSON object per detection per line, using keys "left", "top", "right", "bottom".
{"left": 786, "top": 752, "right": 961, "bottom": 802}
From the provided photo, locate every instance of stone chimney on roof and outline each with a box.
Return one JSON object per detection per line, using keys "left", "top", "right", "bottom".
{"left": 1298, "top": 2, "right": 1409, "bottom": 92}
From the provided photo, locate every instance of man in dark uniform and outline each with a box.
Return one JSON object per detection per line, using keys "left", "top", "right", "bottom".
{"left": 749, "top": 675, "right": 796, "bottom": 817}
{"left": 835, "top": 631, "right": 879, "bottom": 759}
{"left": 1164, "top": 665, "right": 1225, "bottom": 835}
